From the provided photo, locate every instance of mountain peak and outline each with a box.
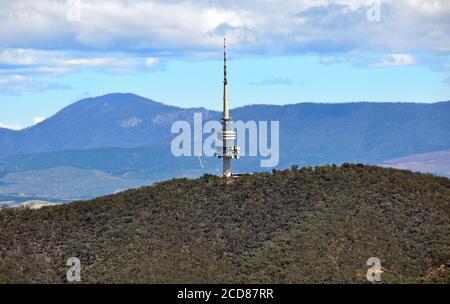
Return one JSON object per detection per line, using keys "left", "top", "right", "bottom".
{"left": 72, "top": 92, "right": 166, "bottom": 108}
{"left": 0, "top": 93, "right": 184, "bottom": 157}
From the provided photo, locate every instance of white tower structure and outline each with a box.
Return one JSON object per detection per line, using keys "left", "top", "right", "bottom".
{"left": 216, "top": 38, "right": 240, "bottom": 177}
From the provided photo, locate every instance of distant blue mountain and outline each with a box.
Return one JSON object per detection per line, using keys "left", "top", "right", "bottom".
{"left": 0, "top": 93, "right": 449, "bottom": 201}
{"left": 1, "top": 93, "right": 449, "bottom": 162}
{"left": 237, "top": 101, "right": 450, "bottom": 165}
{"left": 0, "top": 93, "right": 217, "bottom": 157}
{"left": 0, "top": 128, "right": 15, "bottom": 153}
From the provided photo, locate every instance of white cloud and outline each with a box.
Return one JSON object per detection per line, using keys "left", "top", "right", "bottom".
{"left": 373, "top": 54, "right": 416, "bottom": 68}
{"left": 0, "top": 122, "right": 22, "bottom": 130}
{"left": 0, "top": 74, "right": 70, "bottom": 94}
{"left": 145, "top": 57, "right": 159, "bottom": 68}
{"left": 0, "top": 49, "right": 163, "bottom": 76}
{"left": 0, "top": 0, "right": 448, "bottom": 76}
{"left": 250, "top": 77, "right": 305, "bottom": 86}
{"left": 0, "top": 117, "right": 47, "bottom": 131}
{"left": 33, "top": 116, "right": 46, "bottom": 124}
{"left": 1, "top": 0, "right": 449, "bottom": 54}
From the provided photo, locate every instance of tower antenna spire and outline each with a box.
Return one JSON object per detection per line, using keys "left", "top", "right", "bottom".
{"left": 223, "top": 37, "right": 229, "bottom": 120}
{"left": 224, "top": 37, "right": 227, "bottom": 86}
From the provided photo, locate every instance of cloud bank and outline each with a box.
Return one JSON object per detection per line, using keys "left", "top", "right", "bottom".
{"left": 1, "top": 0, "right": 449, "bottom": 53}
{"left": 0, "top": 0, "right": 448, "bottom": 85}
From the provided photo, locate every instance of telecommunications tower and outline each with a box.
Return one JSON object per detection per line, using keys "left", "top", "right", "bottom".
{"left": 215, "top": 38, "right": 240, "bottom": 177}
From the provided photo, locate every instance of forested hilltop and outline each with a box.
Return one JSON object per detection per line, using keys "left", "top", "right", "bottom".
{"left": 0, "top": 164, "right": 449, "bottom": 283}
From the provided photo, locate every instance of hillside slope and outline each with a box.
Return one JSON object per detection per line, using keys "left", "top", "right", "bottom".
{"left": 0, "top": 164, "right": 449, "bottom": 283}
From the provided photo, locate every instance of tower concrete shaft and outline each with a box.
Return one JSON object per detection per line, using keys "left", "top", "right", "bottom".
{"left": 223, "top": 38, "right": 231, "bottom": 177}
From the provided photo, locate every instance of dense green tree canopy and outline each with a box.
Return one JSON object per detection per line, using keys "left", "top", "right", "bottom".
{"left": 0, "top": 164, "right": 449, "bottom": 283}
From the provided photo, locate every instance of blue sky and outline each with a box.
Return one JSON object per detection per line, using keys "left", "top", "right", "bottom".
{"left": 1, "top": 0, "right": 449, "bottom": 129}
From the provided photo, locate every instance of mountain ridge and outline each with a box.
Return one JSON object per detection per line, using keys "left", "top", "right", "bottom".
{"left": 1, "top": 93, "right": 449, "bottom": 159}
